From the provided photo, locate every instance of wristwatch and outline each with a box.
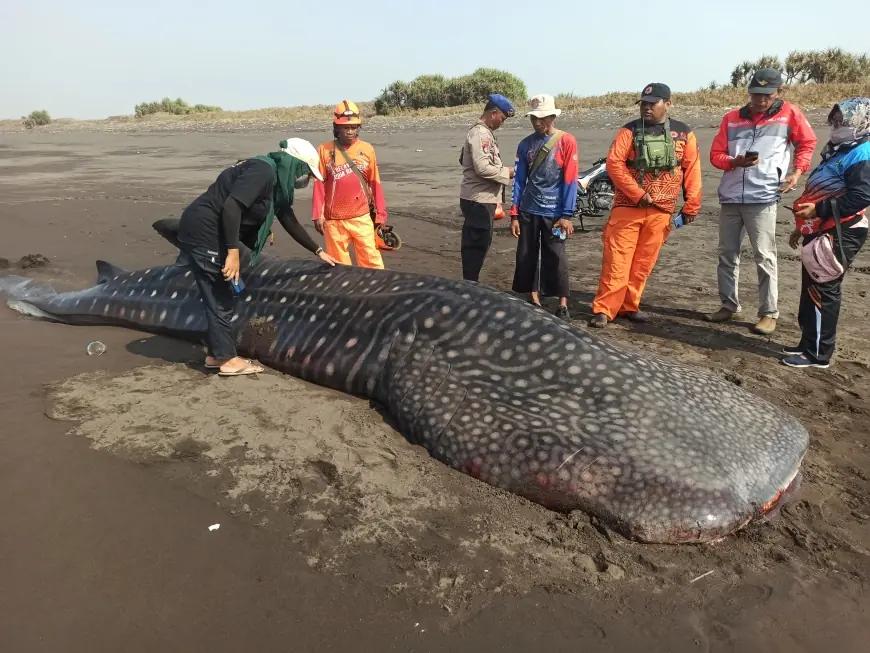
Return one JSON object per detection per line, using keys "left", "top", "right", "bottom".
{"left": 314, "top": 247, "right": 324, "bottom": 256}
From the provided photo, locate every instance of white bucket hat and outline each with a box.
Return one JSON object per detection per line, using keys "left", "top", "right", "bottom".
{"left": 525, "top": 94, "right": 562, "bottom": 118}
{"left": 280, "top": 137, "right": 324, "bottom": 181}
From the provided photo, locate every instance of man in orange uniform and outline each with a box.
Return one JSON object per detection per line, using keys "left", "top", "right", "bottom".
{"left": 312, "top": 100, "right": 387, "bottom": 269}
{"left": 589, "top": 83, "right": 702, "bottom": 328}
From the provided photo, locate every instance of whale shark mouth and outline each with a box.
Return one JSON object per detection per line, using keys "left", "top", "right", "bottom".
{"left": 758, "top": 462, "right": 804, "bottom": 517}
{"left": 6, "top": 300, "right": 60, "bottom": 322}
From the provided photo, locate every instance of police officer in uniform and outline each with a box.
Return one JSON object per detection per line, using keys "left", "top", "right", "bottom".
{"left": 458, "top": 94, "right": 516, "bottom": 282}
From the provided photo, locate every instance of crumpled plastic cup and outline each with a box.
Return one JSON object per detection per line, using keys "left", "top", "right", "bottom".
{"left": 87, "top": 341, "right": 106, "bottom": 356}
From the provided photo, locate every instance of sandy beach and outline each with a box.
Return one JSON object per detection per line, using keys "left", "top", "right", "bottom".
{"left": 1, "top": 109, "right": 868, "bottom": 652}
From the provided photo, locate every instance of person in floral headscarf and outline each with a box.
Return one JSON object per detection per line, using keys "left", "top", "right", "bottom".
{"left": 784, "top": 97, "right": 870, "bottom": 369}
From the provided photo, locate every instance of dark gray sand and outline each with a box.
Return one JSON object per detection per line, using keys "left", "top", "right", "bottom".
{"left": 1, "top": 110, "right": 868, "bottom": 652}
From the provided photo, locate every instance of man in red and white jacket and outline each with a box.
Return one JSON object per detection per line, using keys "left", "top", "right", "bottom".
{"left": 705, "top": 68, "right": 818, "bottom": 336}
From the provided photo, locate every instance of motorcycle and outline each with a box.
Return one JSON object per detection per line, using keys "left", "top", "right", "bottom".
{"left": 573, "top": 156, "right": 614, "bottom": 230}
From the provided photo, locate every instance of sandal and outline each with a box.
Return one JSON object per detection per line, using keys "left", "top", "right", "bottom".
{"left": 218, "top": 359, "right": 264, "bottom": 376}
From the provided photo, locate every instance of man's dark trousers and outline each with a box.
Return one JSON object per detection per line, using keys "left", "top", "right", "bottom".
{"left": 460, "top": 198, "right": 496, "bottom": 282}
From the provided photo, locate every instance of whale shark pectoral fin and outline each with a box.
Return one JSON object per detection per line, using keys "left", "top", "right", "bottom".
{"left": 95, "top": 260, "right": 128, "bottom": 285}
{"left": 152, "top": 217, "right": 183, "bottom": 250}
{"left": 151, "top": 216, "right": 256, "bottom": 271}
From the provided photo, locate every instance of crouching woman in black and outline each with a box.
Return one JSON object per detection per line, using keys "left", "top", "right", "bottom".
{"left": 177, "top": 138, "right": 340, "bottom": 376}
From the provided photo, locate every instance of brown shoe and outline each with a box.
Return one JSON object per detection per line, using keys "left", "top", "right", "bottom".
{"left": 588, "top": 313, "right": 608, "bottom": 329}
{"left": 704, "top": 307, "right": 736, "bottom": 323}
{"left": 753, "top": 316, "right": 777, "bottom": 335}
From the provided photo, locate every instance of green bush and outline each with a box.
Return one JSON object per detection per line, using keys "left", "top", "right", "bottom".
{"left": 784, "top": 48, "right": 870, "bottom": 84}
{"left": 134, "top": 97, "right": 222, "bottom": 117}
{"left": 22, "top": 110, "right": 51, "bottom": 129}
{"left": 374, "top": 68, "right": 527, "bottom": 115}
{"left": 730, "top": 49, "right": 870, "bottom": 87}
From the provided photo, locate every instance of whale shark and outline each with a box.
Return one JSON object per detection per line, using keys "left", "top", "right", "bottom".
{"left": 0, "top": 220, "right": 809, "bottom": 544}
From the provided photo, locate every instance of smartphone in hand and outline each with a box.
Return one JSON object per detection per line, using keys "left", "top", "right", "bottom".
{"left": 230, "top": 277, "right": 245, "bottom": 294}
{"left": 745, "top": 150, "right": 759, "bottom": 162}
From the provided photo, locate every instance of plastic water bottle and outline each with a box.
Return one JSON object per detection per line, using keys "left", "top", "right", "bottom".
{"left": 552, "top": 226, "right": 567, "bottom": 241}
{"left": 87, "top": 341, "right": 106, "bottom": 356}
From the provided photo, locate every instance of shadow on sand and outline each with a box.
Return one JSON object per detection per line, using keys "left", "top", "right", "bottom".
{"left": 125, "top": 335, "right": 207, "bottom": 372}
{"left": 528, "top": 289, "right": 789, "bottom": 361}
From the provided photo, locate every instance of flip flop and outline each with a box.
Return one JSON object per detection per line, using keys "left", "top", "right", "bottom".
{"left": 204, "top": 361, "right": 221, "bottom": 369}
{"left": 218, "top": 360, "right": 264, "bottom": 376}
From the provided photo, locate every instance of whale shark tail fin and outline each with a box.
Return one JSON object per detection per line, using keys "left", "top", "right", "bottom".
{"left": 0, "top": 275, "right": 39, "bottom": 299}
{"left": 95, "top": 260, "right": 127, "bottom": 285}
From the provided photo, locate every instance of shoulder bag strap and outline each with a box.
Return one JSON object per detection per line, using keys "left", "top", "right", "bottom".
{"left": 517, "top": 130, "right": 565, "bottom": 209}
{"left": 831, "top": 197, "right": 848, "bottom": 267}
{"left": 332, "top": 140, "right": 376, "bottom": 221}
{"left": 334, "top": 140, "right": 374, "bottom": 204}
{"left": 529, "top": 130, "right": 564, "bottom": 177}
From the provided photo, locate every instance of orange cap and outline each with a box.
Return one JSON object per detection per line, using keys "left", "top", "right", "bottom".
{"left": 333, "top": 100, "right": 361, "bottom": 125}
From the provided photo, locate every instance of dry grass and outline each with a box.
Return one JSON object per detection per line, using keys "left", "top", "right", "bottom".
{"left": 129, "top": 101, "right": 379, "bottom": 124}
{"left": 127, "top": 82, "right": 869, "bottom": 125}
{"left": 148, "top": 82, "right": 865, "bottom": 125}
{"left": 554, "top": 82, "right": 869, "bottom": 110}
{"left": 3, "top": 83, "right": 866, "bottom": 132}
{"left": 118, "top": 100, "right": 486, "bottom": 125}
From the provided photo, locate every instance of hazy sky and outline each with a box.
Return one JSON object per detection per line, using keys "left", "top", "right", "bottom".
{"left": 2, "top": 0, "right": 867, "bottom": 120}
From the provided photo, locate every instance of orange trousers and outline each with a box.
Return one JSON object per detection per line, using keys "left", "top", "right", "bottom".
{"left": 591, "top": 206, "right": 672, "bottom": 319}
{"left": 323, "top": 213, "right": 385, "bottom": 269}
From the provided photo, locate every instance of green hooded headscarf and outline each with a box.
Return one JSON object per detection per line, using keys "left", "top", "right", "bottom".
{"left": 249, "top": 140, "right": 310, "bottom": 264}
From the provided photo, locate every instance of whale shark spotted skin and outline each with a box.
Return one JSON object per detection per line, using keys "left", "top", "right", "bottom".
{"left": 1, "top": 248, "right": 808, "bottom": 543}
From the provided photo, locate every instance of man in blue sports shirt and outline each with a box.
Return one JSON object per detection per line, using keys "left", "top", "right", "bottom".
{"left": 510, "top": 94, "right": 579, "bottom": 319}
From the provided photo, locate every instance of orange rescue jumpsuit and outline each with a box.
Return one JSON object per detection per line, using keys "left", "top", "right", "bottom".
{"left": 591, "top": 118, "right": 702, "bottom": 319}
{"left": 312, "top": 138, "right": 387, "bottom": 269}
